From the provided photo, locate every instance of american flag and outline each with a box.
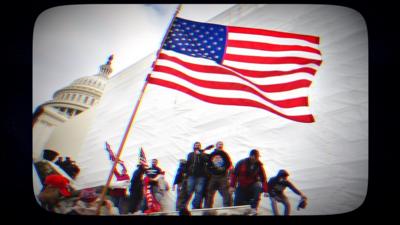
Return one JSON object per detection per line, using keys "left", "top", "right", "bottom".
{"left": 139, "top": 147, "right": 148, "bottom": 167}
{"left": 148, "top": 17, "right": 322, "bottom": 123}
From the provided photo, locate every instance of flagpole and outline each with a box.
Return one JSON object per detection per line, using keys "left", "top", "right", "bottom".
{"left": 96, "top": 4, "right": 182, "bottom": 215}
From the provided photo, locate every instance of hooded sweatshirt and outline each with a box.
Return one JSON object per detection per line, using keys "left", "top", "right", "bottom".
{"left": 267, "top": 175, "right": 301, "bottom": 197}
{"left": 230, "top": 158, "right": 268, "bottom": 192}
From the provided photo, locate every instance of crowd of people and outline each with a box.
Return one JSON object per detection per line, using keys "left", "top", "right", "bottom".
{"left": 36, "top": 141, "right": 307, "bottom": 216}
{"left": 38, "top": 149, "right": 80, "bottom": 179}
{"left": 172, "top": 141, "right": 307, "bottom": 216}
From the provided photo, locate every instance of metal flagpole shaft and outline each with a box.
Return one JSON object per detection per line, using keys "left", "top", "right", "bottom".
{"left": 96, "top": 4, "right": 182, "bottom": 215}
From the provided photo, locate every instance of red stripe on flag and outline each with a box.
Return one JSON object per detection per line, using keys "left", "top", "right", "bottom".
{"left": 148, "top": 77, "right": 315, "bottom": 123}
{"left": 158, "top": 53, "right": 237, "bottom": 75}
{"left": 222, "top": 65, "right": 317, "bottom": 78}
{"left": 154, "top": 65, "right": 310, "bottom": 108}
{"left": 155, "top": 64, "right": 312, "bottom": 93}
{"left": 227, "top": 40, "right": 321, "bottom": 55}
{"left": 159, "top": 52, "right": 317, "bottom": 78}
{"left": 224, "top": 54, "right": 322, "bottom": 65}
{"left": 228, "top": 26, "right": 320, "bottom": 44}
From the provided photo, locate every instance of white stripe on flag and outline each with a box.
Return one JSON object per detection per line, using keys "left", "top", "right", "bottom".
{"left": 155, "top": 60, "right": 312, "bottom": 100}
{"left": 222, "top": 59, "right": 320, "bottom": 71}
{"left": 159, "top": 50, "right": 315, "bottom": 84}
{"left": 161, "top": 49, "right": 219, "bottom": 66}
{"left": 226, "top": 47, "right": 322, "bottom": 60}
{"left": 150, "top": 72, "right": 312, "bottom": 116}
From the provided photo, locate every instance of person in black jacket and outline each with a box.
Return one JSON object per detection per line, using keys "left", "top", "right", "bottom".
{"left": 128, "top": 164, "right": 147, "bottom": 213}
{"left": 180, "top": 142, "right": 210, "bottom": 210}
{"left": 172, "top": 159, "right": 188, "bottom": 210}
{"left": 204, "top": 141, "right": 233, "bottom": 209}
{"left": 268, "top": 169, "right": 307, "bottom": 215}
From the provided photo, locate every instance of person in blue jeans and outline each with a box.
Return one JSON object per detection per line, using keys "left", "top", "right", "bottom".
{"left": 229, "top": 149, "right": 268, "bottom": 215}
{"left": 180, "top": 142, "right": 210, "bottom": 210}
{"left": 204, "top": 141, "right": 233, "bottom": 209}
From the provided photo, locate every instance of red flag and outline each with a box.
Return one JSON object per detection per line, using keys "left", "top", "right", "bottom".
{"left": 143, "top": 176, "right": 161, "bottom": 214}
{"left": 105, "top": 142, "right": 129, "bottom": 180}
{"left": 149, "top": 17, "right": 322, "bottom": 123}
{"left": 105, "top": 142, "right": 116, "bottom": 161}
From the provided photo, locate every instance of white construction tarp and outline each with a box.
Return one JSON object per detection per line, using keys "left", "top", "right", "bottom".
{"left": 74, "top": 5, "right": 367, "bottom": 215}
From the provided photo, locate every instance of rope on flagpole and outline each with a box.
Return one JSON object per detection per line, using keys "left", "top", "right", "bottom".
{"left": 95, "top": 4, "right": 182, "bottom": 215}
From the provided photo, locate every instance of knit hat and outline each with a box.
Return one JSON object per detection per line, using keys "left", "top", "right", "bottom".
{"left": 249, "top": 149, "right": 260, "bottom": 157}
{"left": 79, "top": 188, "right": 98, "bottom": 203}
{"left": 277, "top": 169, "right": 289, "bottom": 177}
{"left": 44, "top": 174, "right": 71, "bottom": 197}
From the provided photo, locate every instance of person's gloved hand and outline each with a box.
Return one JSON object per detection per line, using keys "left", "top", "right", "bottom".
{"left": 297, "top": 196, "right": 307, "bottom": 210}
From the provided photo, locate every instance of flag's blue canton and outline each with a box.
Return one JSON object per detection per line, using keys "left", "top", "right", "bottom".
{"left": 163, "top": 17, "right": 227, "bottom": 64}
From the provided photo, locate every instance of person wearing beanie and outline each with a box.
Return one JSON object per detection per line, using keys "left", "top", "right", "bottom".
{"left": 229, "top": 149, "right": 268, "bottom": 215}
{"left": 268, "top": 169, "right": 307, "bottom": 215}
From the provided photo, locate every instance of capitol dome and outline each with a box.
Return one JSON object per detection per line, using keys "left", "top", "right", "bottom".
{"left": 41, "top": 55, "right": 114, "bottom": 118}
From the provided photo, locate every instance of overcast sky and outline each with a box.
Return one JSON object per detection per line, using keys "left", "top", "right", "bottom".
{"left": 33, "top": 4, "right": 234, "bottom": 112}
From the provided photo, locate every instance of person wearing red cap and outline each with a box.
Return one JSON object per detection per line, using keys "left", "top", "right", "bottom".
{"left": 229, "top": 149, "right": 268, "bottom": 215}
{"left": 38, "top": 174, "right": 72, "bottom": 212}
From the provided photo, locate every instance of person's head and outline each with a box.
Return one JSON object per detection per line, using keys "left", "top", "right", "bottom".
{"left": 152, "top": 159, "right": 158, "bottom": 167}
{"left": 179, "top": 159, "right": 187, "bottom": 167}
{"left": 79, "top": 188, "right": 98, "bottom": 203}
{"left": 193, "top": 142, "right": 201, "bottom": 150}
{"left": 249, "top": 149, "right": 260, "bottom": 163}
{"left": 216, "top": 141, "right": 224, "bottom": 150}
{"left": 277, "top": 169, "right": 289, "bottom": 180}
{"left": 42, "top": 149, "right": 59, "bottom": 161}
{"left": 44, "top": 174, "right": 71, "bottom": 197}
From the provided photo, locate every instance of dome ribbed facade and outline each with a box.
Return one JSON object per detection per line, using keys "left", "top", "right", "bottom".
{"left": 41, "top": 55, "right": 113, "bottom": 118}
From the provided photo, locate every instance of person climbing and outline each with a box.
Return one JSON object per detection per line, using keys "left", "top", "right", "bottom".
{"left": 268, "top": 169, "right": 307, "bottom": 215}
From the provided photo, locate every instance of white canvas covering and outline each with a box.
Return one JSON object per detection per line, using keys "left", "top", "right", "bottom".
{"left": 73, "top": 5, "right": 367, "bottom": 215}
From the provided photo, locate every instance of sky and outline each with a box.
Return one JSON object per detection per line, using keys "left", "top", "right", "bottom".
{"left": 33, "top": 4, "right": 234, "bottom": 112}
